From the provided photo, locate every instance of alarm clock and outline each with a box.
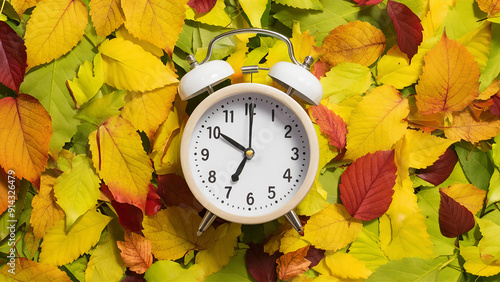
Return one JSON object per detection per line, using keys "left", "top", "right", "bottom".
{"left": 178, "top": 28, "right": 322, "bottom": 236}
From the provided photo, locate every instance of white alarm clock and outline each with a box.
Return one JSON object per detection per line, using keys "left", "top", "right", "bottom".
{"left": 178, "top": 28, "right": 322, "bottom": 236}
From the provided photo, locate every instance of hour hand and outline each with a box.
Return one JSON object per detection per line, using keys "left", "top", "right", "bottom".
{"left": 220, "top": 133, "right": 246, "bottom": 152}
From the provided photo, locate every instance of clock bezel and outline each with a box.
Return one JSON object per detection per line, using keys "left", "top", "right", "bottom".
{"left": 180, "top": 83, "right": 319, "bottom": 224}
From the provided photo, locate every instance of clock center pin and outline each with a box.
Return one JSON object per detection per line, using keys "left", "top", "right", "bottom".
{"left": 245, "top": 149, "right": 255, "bottom": 160}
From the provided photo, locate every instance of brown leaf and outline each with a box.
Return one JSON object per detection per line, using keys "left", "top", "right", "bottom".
{"left": 157, "top": 174, "right": 203, "bottom": 212}
{"left": 117, "top": 230, "right": 153, "bottom": 274}
{"left": 439, "top": 189, "right": 475, "bottom": 238}
{"left": 276, "top": 246, "right": 311, "bottom": 281}
{"left": 444, "top": 109, "right": 500, "bottom": 143}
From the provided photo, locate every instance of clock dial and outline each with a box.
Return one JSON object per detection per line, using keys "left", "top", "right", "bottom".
{"left": 184, "top": 89, "right": 312, "bottom": 222}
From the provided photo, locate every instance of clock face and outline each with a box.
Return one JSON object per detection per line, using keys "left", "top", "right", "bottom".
{"left": 181, "top": 84, "right": 318, "bottom": 224}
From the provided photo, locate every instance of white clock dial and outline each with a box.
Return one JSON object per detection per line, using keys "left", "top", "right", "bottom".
{"left": 181, "top": 84, "right": 318, "bottom": 224}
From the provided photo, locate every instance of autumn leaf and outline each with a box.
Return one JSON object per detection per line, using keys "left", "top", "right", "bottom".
{"left": 188, "top": 0, "right": 217, "bottom": 13}
{"left": 324, "top": 251, "right": 372, "bottom": 279}
{"left": 476, "top": 0, "right": 500, "bottom": 19}
{"left": 376, "top": 45, "right": 421, "bottom": 89}
{"left": 441, "top": 183, "right": 486, "bottom": 215}
{"left": 111, "top": 200, "right": 144, "bottom": 233}
{"left": 246, "top": 243, "right": 279, "bottom": 282}
{"left": 30, "top": 170, "right": 65, "bottom": 241}
{"left": 320, "top": 62, "right": 372, "bottom": 102}
{"left": 89, "top": 116, "right": 154, "bottom": 211}
{"left": 24, "top": 0, "right": 88, "bottom": 68}
{"left": 415, "top": 32, "right": 481, "bottom": 115}
{"left": 121, "top": 0, "right": 188, "bottom": 54}
{"left": 340, "top": 150, "right": 397, "bottom": 221}
{"left": 54, "top": 154, "right": 101, "bottom": 228}
{"left": 403, "top": 130, "right": 455, "bottom": 170}
{"left": 39, "top": 210, "right": 112, "bottom": 266}
{"left": 157, "top": 174, "right": 203, "bottom": 212}
{"left": 67, "top": 54, "right": 104, "bottom": 108}
{"left": 0, "top": 94, "right": 52, "bottom": 188}
{"left": 276, "top": 245, "right": 311, "bottom": 281}
{"left": 439, "top": 189, "right": 475, "bottom": 238}
{"left": 320, "top": 21, "right": 386, "bottom": 67}
{"left": 353, "top": 0, "right": 383, "bottom": 5}
{"left": 117, "top": 230, "right": 153, "bottom": 274}
{"left": 310, "top": 104, "right": 347, "bottom": 150}
{"left": 303, "top": 204, "right": 363, "bottom": 251}
{"left": 145, "top": 184, "right": 162, "bottom": 216}
{"left": 387, "top": 0, "right": 423, "bottom": 60}
{"left": 444, "top": 109, "right": 500, "bottom": 143}
{"left": 0, "top": 22, "right": 27, "bottom": 93}
{"left": 417, "top": 147, "right": 458, "bottom": 186}
{"left": 0, "top": 258, "right": 71, "bottom": 281}
{"left": 142, "top": 206, "right": 215, "bottom": 261}
{"left": 121, "top": 85, "right": 177, "bottom": 139}
{"left": 477, "top": 216, "right": 500, "bottom": 264}
{"left": 461, "top": 245, "right": 500, "bottom": 277}
{"left": 98, "top": 38, "right": 178, "bottom": 92}
{"left": 10, "top": 0, "right": 40, "bottom": 18}
{"left": 239, "top": 0, "right": 268, "bottom": 28}
{"left": 344, "top": 85, "right": 410, "bottom": 161}
{"left": 88, "top": 0, "right": 125, "bottom": 37}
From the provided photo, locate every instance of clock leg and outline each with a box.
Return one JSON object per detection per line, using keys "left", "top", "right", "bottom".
{"left": 197, "top": 211, "right": 217, "bottom": 236}
{"left": 285, "top": 210, "right": 304, "bottom": 236}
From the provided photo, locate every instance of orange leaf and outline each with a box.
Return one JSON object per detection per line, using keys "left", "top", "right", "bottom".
{"left": 415, "top": 32, "right": 480, "bottom": 115}
{"left": 276, "top": 245, "right": 311, "bottom": 281}
{"left": 310, "top": 104, "right": 347, "bottom": 150}
{"left": 89, "top": 116, "right": 154, "bottom": 211}
{"left": 0, "top": 167, "right": 18, "bottom": 214}
{"left": 320, "top": 21, "right": 386, "bottom": 67}
{"left": 0, "top": 258, "right": 71, "bottom": 281}
{"left": 444, "top": 109, "right": 500, "bottom": 143}
{"left": 477, "top": 0, "right": 500, "bottom": 17}
{"left": 117, "top": 230, "right": 153, "bottom": 274}
{"left": 0, "top": 94, "right": 52, "bottom": 188}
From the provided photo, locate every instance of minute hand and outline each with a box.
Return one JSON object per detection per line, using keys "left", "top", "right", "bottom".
{"left": 248, "top": 102, "right": 255, "bottom": 148}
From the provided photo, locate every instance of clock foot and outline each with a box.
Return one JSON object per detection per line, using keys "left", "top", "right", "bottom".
{"left": 285, "top": 210, "right": 304, "bottom": 236}
{"left": 197, "top": 211, "right": 217, "bottom": 236}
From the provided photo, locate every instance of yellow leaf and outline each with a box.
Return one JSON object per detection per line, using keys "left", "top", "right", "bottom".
{"left": 275, "top": 0, "right": 323, "bottom": 10}
{"left": 142, "top": 206, "right": 216, "bottom": 261}
{"left": 441, "top": 183, "right": 486, "bottom": 215}
{"left": 0, "top": 94, "right": 52, "bottom": 188}
{"left": 461, "top": 245, "right": 500, "bottom": 277}
{"left": 325, "top": 95, "right": 363, "bottom": 125}
{"left": 296, "top": 179, "right": 329, "bottom": 216}
{"left": 150, "top": 100, "right": 186, "bottom": 175}
{"left": 54, "top": 155, "right": 101, "bottom": 228}
{"left": 67, "top": 54, "right": 104, "bottom": 108}
{"left": 477, "top": 0, "right": 500, "bottom": 18}
{"left": 30, "top": 170, "right": 65, "bottom": 241}
{"left": 320, "top": 62, "right": 372, "bottom": 103}
{"left": 89, "top": 116, "right": 154, "bottom": 210}
{"left": 227, "top": 36, "right": 251, "bottom": 84}
{"left": 376, "top": 45, "right": 421, "bottom": 89}
{"left": 320, "top": 21, "right": 386, "bottom": 67}
{"left": 145, "top": 260, "right": 205, "bottom": 281}
{"left": 280, "top": 227, "right": 309, "bottom": 254}
{"left": 404, "top": 129, "right": 455, "bottom": 169}
{"left": 115, "top": 26, "right": 164, "bottom": 58}
{"left": 458, "top": 21, "right": 491, "bottom": 71}
{"left": 477, "top": 217, "right": 500, "bottom": 264}
{"left": 478, "top": 79, "right": 500, "bottom": 100}
{"left": 420, "top": 0, "right": 454, "bottom": 41}
{"left": 85, "top": 219, "right": 126, "bottom": 281}
{"left": 39, "top": 210, "right": 112, "bottom": 266}
{"left": 344, "top": 85, "right": 410, "bottom": 161}
{"left": 239, "top": 0, "right": 268, "bottom": 28}
{"left": 290, "top": 21, "right": 321, "bottom": 63}
{"left": 303, "top": 204, "right": 362, "bottom": 251}
{"left": 196, "top": 223, "right": 241, "bottom": 277}
{"left": 24, "top": 0, "right": 88, "bottom": 68}
{"left": 315, "top": 125, "right": 338, "bottom": 171}
{"left": 121, "top": 0, "right": 188, "bottom": 54}
{"left": 324, "top": 251, "right": 372, "bottom": 280}
{"left": 185, "top": 0, "right": 232, "bottom": 27}
{"left": 121, "top": 85, "right": 177, "bottom": 140}
{"left": 444, "top": 110, "right": 500, "bottom": 143}
{"left": 99, "top": 38, "right": 178, "bottom": 92}
{"left": 0, "top": 258, "right": 71, "bottom": 281}
{"left": 89, "top": 0, "right": 125, "bottom": 37}
{"left": 11, "top": 0, "right": 40, "bottom": 18}
{"left": 415, "top": 32, "right": 480, "bottom": 115}
{"left": 117, "top": 230, "right": 153, "bottom": 274}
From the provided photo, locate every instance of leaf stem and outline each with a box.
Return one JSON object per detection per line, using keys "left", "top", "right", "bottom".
{"left": 0, "top": 0, "right": 6, "bottom": 16}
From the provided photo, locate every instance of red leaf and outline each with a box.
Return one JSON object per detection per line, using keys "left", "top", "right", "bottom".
{"left": 491, "top": 94, "right": 500, "bottom": 116}
{"left": 311, "top": 61, "right": 330, "bottom": 79}
{"left": 310, "top": 104, "right": 347, "bottom": 150}
{"left": 305, "top": 246, "right": 325, "bottom": 268}
{"left": 417, "top": 147, "right": 458, "bottom": 186}
{"left": 145, "top": 183, "right": 162, "bottom": 216}
{"left": 439, "top": 189, "right": 475, "bottom": 238}
{"left": 187, "top": 0, "right": 217, "bottom": 13}
{"left": 0, "top": 22, "right": 27, "bottom": 93}
{"left": 353, "top": 0, "right": 383, "bottom": 5}
{"left": 112, "top": 200, "right": 144, "bottom": 233}
{"left": 157, "top": 174, "right": 203, "bottom": 212}
{"left": 387, "top": 0, "right": 423, "bottom": 60}
{"left": 339, "top": 150, "right": 397, "bottom": 221}
{"left": 246, "top": 243, "right": 279, "bottom": 282}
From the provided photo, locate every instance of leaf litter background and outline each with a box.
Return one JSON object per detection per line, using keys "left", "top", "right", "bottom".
{"left": 1, "top": 0, "right": 500, "bottom": 280}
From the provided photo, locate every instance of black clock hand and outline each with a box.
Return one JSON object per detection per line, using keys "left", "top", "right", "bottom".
{"left": 248, "top": 102, "right": 255, "bottom": 148}
{"left": 220, "top": 133, "right": 246, "bottom": 152}
{"left": 231, "top": 157, "right": 247, "bottom": 182}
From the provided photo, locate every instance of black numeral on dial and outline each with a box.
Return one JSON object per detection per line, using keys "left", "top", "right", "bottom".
{"left": 283, "top": 168, "right": 292, "bottom": 182}
{"left": 247, "top": 192, "right": 254, "bottom": 205}
{"left": 207, "top": 126, "right": 220, "bottom": 139}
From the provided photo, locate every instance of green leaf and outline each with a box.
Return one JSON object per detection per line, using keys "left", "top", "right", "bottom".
{"left": 205, "top": 251, "right": 254, "bottom": 281}
{"left": 54, "top": 155, "right": 101, "bottom": 228}
{"left": 75, "top": 90, "right": 126, "bottom": 126}
{"left": 63, "top": 256, "right": 88, "bottom": 282}
{"left": 349, "top": 228, "right": 389, "bottom": 271}
{"left": 144, "top": 260, "right": 205, "bottom": 281}
{"left": 480, "top": 24, "right": 500, "bottom": 92}
{"left": 320, "top": 62, "right": 372, "bottom": 103}
{"left": 487, "top": 168, "right": 500, "bottom": 206}
{"left": 67, "top": 54, "right": 103, "bottom": 107}
{"left": 441, "top": 0, "right": 483, "bottom": 40}
{"left": 274, "top": 0, "right": 323, "bottom": 10}
{"left": 19, "top": 32, "right": 98, "bottom": 150}
{"left": 455, "top": 142, "right": 495, "bottom": 191}
{"left": 366, "top": 257, "right": 448, "bottom": 281}
{"left": 71, "top": 123, "right": 99, "bottom": 155}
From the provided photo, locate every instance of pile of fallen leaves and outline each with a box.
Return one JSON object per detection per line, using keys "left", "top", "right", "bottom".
{"left": 0, "top": 0, "right": 500, "bottom": 280}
